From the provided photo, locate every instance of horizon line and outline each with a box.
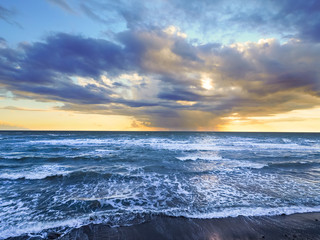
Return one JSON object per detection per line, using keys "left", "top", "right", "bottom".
{"left": 1, "top": 130, "right": 320, "bottom": 133}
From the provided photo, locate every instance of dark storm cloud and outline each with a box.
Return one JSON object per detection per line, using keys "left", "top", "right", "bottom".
{"left": 0, "top": 44, "right": 23, "bottom": 84}
{"left": 22, "top": 33, "right": 127, "bottom": 78}
{"left": 158, "top": 89, "right": 202, "bottom": 101}
{"left": 0, "top": 33, "right": 128, "bottom": 105}
{"left": 0, "top": 32, "right": 163, "bottom": 108}
{"left": 19, "top": 81, "right": 112, "bottom": 104}
{"left": 1, "top": 28, "right": 320, "bottom": 129}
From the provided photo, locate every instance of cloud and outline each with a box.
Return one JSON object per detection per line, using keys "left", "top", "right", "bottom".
{"left": 80, "top": 3, "right": 109, "bottom": 24}
{"left": 45, "top": 0, "right": 320, "bottom": 43}
{"left": 0, "top": 5, "right": 14, "bottom": 23}
{"left": 0, "top": 121, "right": 28, "bottom": 130}
{"left": 272, "top": 0, "right": 320, "bottom": 42}
{"left": 23, "top": 33, "right": 128, "bottom": 77}
{"left": 0, "top": 37, "right": 6, "bottom": 48}
{"left": 167, "top": 0, "right": 320, "bottom": 42}
{"left": 0, "top": 4, "right": 21, "bottom": 28}
{"left": 158, "top": 89, "right": 202, "bottom": 101}
{"left": 0, "top": 28, "right": 319, "bottom": 130}
{"left": 46, "top": 0, "right": 75, "bottom": 14}
{"left": 1, "top": 106, "right": 48, "bottom": 111}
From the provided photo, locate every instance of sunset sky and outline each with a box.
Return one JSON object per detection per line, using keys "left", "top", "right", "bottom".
{"left": 0, "top": 0, "right": 320, "bottom": 131}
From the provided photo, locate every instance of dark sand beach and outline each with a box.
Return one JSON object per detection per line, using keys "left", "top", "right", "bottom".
{"left": 60, "top": 212, "right": 320, "bottom": 240}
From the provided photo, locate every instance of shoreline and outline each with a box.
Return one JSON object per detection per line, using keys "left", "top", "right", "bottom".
{"left": 59, "top": 212, "right": 320, "bottom": 240}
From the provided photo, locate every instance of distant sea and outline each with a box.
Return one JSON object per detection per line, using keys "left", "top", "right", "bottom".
{"left": 1, "top": 131, "right": 320, "bottom": 239}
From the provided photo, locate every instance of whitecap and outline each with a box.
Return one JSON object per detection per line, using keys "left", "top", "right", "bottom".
{"left": 0, "top": 164, "right": 72, "bottom": 180}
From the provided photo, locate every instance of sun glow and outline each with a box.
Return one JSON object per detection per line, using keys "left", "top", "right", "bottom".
{"left": 201, "top": 77, "right": 213, "bottom": 90}
{"left": 218, "top": 107, "right": 320, "bottom": 132}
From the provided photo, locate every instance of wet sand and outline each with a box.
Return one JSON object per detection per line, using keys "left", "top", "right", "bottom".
{"left": 60, "top": 212, "right": 320, "bottom": 240}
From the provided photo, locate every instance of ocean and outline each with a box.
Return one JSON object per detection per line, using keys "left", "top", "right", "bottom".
{"left": 0, "top": 131, "right": 320, "bottom": 239}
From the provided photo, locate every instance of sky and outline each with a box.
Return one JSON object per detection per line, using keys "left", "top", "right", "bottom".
{"left": 0, "top": 0, "right": 320, "bottom": 131}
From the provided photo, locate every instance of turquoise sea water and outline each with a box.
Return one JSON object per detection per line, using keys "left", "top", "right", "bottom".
{"left": 0, "top": 131, "right": 320, "bottom": 239}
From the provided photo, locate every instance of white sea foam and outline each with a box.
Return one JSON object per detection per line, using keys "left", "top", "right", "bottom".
{"left": 176, "top": 152, "right": 266, "bottom": 169}
{"left": 176, "top": 153, "right": 223, "bottom": 161}
{"left": 1, "top": 168, "right": 319, "bottom": 239}
{"left": 174, "top": 205, "right": 320, "bottom": 219}
{"left": 0, "top": 217, "right": 86, "bottom": 240}
{"left": 141, "top": 137, "right": 319, "bottom": 152}
{"left": 25, "top": 135, "right": 320, "bottom": 155}
{"left": 228, "top": 160, "right": 267, "bottom": 169}
{"left": 0, "top": 164, "right": 72, "bottom": 180}
{"left": 28, "top": 138, "right": 116, "bottom": 146}
{"left": 1, "top": 204, "right": 320, "bottom": 240}
{"left": 95, "top": 149, "right": 115, "bottom": 152}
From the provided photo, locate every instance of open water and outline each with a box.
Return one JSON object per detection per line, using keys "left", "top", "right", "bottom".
{"left": 0, "top": 131, "right": 320, "bottom": 239}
